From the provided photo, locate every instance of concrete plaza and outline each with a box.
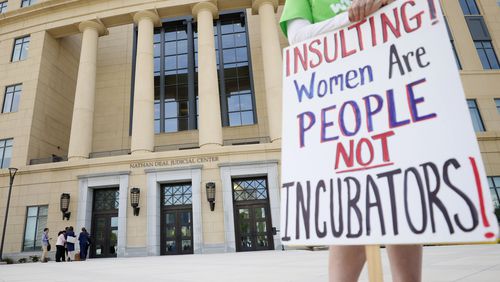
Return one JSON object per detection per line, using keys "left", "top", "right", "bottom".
{"left": 0, "top": 244, "right": 499, "bottom": 282}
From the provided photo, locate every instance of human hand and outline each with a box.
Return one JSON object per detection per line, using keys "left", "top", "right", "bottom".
{"left": 348, "top": 0, "right": 395, "bottom": 22}
{"left": 382, "top": 0, "right": 396, "bottom": 6}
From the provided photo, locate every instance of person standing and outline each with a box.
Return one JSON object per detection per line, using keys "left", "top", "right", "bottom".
{"left": 66, "top": 226, "right": 76, "bottom": 261}
{"left": 279, "top": 1, "right": 422, "bottom": 282}
{"left": 41, "top": 228, "right": 50, "bottom": 263}
{"left": 55, "top": 231, "right": 66, "bottom": 262}
{"left": 78, "top": 227, "right": 91, "bottom": 261}
{"left": 64, "top": 226, "right": 69, "bottom": 259}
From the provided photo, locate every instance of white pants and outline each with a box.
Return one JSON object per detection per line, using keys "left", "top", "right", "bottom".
{"left": 67, "top": 250, "right": 75, "bottom": 261}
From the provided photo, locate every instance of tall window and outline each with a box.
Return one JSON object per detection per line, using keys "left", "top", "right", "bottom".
{"left": 23, "top": 205, "right": 48, "bottom": 252}
{"left": 474, "top": 41, "right": 500, "bottom": 69}
{"left": 459, "top": 0, "right": 500, "bottom": 69}
{"left": 467, "top": 99, "right": 485, "bottom": 132}
{"left": 459, "top": 0, "right": 480, "bottom": 14}
{"left": 141, "top": 12, "right": 255, "bottom": 134}
{"left": 488, "top": 176, "right": 500, "bottom": 210}
{"left": 21, "top": 0, "right": 36, "bottom": 8}
{"left": 0, "top": 138, "right": 13, "bottom": 168}
{"left": 2, "top": 84, "right": 22, "bottom": 113}
{"left": 495, "top": 98, "right": 500, "bottom": 114}
{"left": 153, "top": 20, "right": 197, "bottom": 134}
{"left": 215, "top": 13, "right": 256, "bottom": 127}
{"left": 11, "top": 36, "right": 30, "bottom": 62}
{"left": 0, "top": 1, "right": 7, "bottom": 13}
{"left": 444, "top": 17, "right": 461, "bottom": 69}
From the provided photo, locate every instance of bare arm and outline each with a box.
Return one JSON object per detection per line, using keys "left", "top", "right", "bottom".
{"left": 286, "top": 12, "right": 350, "bottom": 45}
{"left": 286, "top": 0, "right": 396, "bottom": 45}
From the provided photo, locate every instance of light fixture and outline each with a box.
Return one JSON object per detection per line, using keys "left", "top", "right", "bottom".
{"left": 9, "top": 168, "right": 18, "bottom": 183}
{"left": 130, "top": 187, "right": 140, "bottom": 216}
{"left": 60, "top": 193, "right": 71, "bottom": 220}
{"left": 206, "top": 182, "right": 216, "bottom": 211}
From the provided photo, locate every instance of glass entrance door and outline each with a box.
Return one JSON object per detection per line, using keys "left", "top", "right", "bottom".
{"left": 160, "top": 183, "right": 193, "bottom": 255}
{"left": 91, "top": 214, "right": 118, "bottom": 258}
{"left": 232, "top": 177, "right": 274, "bottom": 252}
{"left": 161, "top": 209, "right": 193, "bottom": 255}
{"left": 235, "top": 205, "right": 274, "bottom": 252}
{"left": 90, "top": 188, "right": 119, "bottom": 258}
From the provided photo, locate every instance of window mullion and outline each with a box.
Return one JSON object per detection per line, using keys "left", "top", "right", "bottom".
{"left": 33, "top": 207, "right": 39, "bottom": 250}
{"left": 0, "top": 141, "right": 6, "bottom": 168}
{"left": 186, "top": 20, "right": 197, "bottom": 130}
{"left": 160, "top": 28, "right": 166, "bottom": 134}
{"left": 10, "top": 89, "right": 15, "bottom": 112}
{"left": 1, "top": 89, "right": 7, "bottom": 113}
{"left": 217, "top": 21, "right": 229, "bottom": 127}
{"left": 243, "top": 12, "right": 258, "bottom": 125}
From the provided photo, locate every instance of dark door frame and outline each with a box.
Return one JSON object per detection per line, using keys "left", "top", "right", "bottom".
{"left": 90, "top": 188, "right": 119, "bottom": 259}
{"left": 159, "top": 182, "right": 194, "bottom": 255}
{"left": 160, "top": 205, "right": 194, "bottom": 255}
{"left": 232, "top": 177, "right": 274, "bottom": 252}
{"left": 90, "top": 212, "right": 118, "bottom": 258}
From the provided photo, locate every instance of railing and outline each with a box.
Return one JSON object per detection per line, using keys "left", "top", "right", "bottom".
{"left": 89, "top": 149, "right": 131, "bottom": 159}
{"left": 29, "top": 155, "right": 68, "bottom": 165}
{"left": 28, "top": 137, "right": 271, "bottom": 165}
{"left": 223, "top": 136, "right": 270, "bottom": 146}
{"left": 154, "top": 143, "right": 200, "bottom": 152}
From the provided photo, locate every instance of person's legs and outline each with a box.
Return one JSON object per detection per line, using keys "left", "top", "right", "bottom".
{"left": 82, "top": 244, "right": 89, "bottom": 260}
{"left": 61, "top": 246, "right": 66, "bottom": 262}
{"left": 55, "top": 246, "right": 61, "bottom": 262}
{"left": 386, "top": 245, "right": 422, "bottom": 282}
{"left": 41, "top": 245, "right": 48, "bottom": 262}
{"left": 67, "top": 250, "right": 74, "bottom": 262}
{"left": 79, "top": 244, "right": 85, "bottom": 260}
{"left": 329, "top": 246, "right": 366, "bottom": 282}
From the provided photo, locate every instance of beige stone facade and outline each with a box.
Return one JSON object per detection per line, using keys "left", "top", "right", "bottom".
{"left": 0, "top": 0, "right": 499, "bottom": 259}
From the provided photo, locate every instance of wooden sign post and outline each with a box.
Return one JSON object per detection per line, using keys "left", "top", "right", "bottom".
{"left": 366, "top": 245, "right": 383, "bottom": 282}
{"left": 280, "top": 1, "right": 499, "bottom": 281}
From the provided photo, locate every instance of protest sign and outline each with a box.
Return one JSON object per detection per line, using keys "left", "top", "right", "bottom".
{"left": 280, "top": 0, "right": 499, "bottom": 245}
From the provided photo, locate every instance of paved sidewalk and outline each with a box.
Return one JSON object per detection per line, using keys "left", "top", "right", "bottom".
{"left": 0, "top": 244, "right": 499, "bottom": 282}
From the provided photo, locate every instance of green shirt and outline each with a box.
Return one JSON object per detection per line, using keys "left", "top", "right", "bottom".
{"left": 280, "top": 0, "right": 351, "bottom": 37}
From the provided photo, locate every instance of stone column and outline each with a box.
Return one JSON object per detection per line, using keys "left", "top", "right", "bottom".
{"left": 68, "top": 21, "right": 108, "bottom": 161}
{"left": 131, "top": 11, "right": 161, "bottom": 155}
{"left": 252, "top": 0, "right": 282, "bottom": 143}
{"left": 192, "top": 1, "right": 223, "bottom": 148}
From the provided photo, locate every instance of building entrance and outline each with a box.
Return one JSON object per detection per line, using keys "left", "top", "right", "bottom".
{"left": 90, "top": 188, "right": 119, "bottom": 258}
{"left": 160, "top": 183, "right": 193, "bottom": 255}
{"left": 232, "top": 177, "right": 274, "bottom": 252}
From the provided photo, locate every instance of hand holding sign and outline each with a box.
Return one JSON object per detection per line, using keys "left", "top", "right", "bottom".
{"left": 348, "top": 0, "right": 394, "bottom": 22}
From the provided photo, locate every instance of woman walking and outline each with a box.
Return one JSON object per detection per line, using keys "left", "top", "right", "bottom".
{"left": 78, "top": 227, "right": 91, "bottom": 261}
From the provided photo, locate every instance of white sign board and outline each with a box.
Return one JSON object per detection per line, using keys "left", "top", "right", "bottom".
{"left": 280, "top": 0, "right": 499, "bottom": 245}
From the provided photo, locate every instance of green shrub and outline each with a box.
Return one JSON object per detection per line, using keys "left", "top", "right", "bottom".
{"left": 30, "top": 255, "right": 40, "bottom": 262}
{"left": 18, "top": 258, "right": 28, "bottom": 263}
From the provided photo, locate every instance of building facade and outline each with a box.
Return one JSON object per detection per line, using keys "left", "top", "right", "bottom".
{"left": 0, "top": 0, "right": 499, "bottom": 260}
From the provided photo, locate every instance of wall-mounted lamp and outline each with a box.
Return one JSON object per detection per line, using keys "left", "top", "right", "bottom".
{"left": 206, "top": 182, "right": 216, "bottom": 211}
{"left": 60, "top": 193, "right": 71, "bottom": 220}
{"left": 130, "top": 187, "right": 140, "bottom": 216}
